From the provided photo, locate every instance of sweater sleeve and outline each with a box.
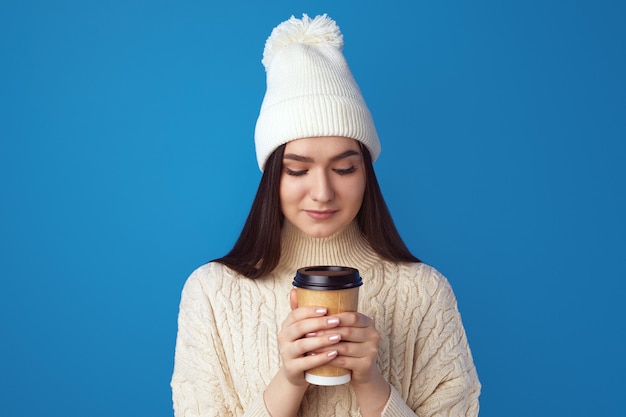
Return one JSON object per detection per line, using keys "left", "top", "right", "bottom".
{"left": 413, "top": 268, "right": 480, "bottom": 417}
{"left": 381, "top": 266, "right": 481, "bottom": 417}
{"left": 170, "top": 267, "right": 271, "bottom": 417}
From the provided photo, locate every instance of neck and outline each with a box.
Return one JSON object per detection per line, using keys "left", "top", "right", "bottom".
{"left": 275, "top": 220, "right": 379, "bottom": 275}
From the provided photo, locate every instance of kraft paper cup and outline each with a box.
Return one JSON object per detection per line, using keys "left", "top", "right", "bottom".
{"left": 293, "top": 266, "right": 362, "bottom": 386}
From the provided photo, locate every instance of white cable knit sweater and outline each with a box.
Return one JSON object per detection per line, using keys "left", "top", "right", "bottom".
{"left": 171, "top": 221, "right": 480, "bottom": 416}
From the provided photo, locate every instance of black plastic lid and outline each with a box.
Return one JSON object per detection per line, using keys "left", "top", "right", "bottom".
{"left": 293, "top": 266, "right": 362, "bottom": 290}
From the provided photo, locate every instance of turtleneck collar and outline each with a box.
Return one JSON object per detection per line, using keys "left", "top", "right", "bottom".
{"left": 275, "top": 220, "right": 380, "bottom": 275}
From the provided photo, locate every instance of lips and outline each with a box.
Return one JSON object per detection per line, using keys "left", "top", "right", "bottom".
{"left": 305, "top": 210, "right": 338, "bottom": 220}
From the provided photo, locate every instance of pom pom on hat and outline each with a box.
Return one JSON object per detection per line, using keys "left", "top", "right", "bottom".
{"left": 261, "top": 14, "right": 343, "bottom": 70}
{"left": 254, "top": 14, "right": 381, "bottom": 171}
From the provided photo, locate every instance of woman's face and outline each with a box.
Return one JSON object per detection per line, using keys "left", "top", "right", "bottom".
{"left": 280, "top": 136, "right": 366, "bottom": 238}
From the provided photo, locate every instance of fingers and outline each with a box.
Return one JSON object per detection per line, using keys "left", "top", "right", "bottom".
{"left": 309, "top": 312, "right": 374, "bottom": 342}
{"left": 304, "top": 313, "right": 379, "bottom": 358}
{"left": 281, "top": 309, "right": 341, "bottom": 343}
{"left": 334, "top": 311, "right": 373, "bottom": 328}
{"left": 326, "top": 338, "right": 380, "bottom": 384}
{"left": 278, "top": 310, "right": 343, "bottom": 383}
{"left": 277, "top": 309, "right": 381, "bottom": 386}
{"left": 279, "top": 306, "right": 342, "bottom": 360}
{"left": 281, "top": 345, "right": 340, "bottom": 382}
{"left": 287, "top": 333, "right": 343, "bottom": 358}
{"left": 311, "top": 313, "right": 381, "bottom": 381}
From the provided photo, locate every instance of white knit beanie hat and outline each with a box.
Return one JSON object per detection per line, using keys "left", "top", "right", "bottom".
{"left": 254, "top": 14, "right": 381, "bottom": 171}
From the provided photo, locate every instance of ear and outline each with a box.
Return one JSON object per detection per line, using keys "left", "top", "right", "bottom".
{"left": 289, "top": 288, "right": 298, "bottom": 310}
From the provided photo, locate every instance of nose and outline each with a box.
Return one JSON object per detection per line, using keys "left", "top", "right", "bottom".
{"left": 309, "top": 170, "right": 335, "bottom": 203}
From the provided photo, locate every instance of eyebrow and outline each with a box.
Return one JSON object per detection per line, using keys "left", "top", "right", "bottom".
{"left": 283, "top": 149, "right": 361, "bottom": 163}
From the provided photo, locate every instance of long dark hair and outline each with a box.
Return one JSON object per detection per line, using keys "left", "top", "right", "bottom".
{"left": 213, "top": 143, "right": 420, "bottom": 278}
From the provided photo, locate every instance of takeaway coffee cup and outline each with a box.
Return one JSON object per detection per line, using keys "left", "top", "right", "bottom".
{"left": 293, "top": 265, "right": 363, "bottom": 386}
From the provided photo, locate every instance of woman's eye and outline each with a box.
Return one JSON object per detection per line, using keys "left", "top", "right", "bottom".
{"left": 285, "top": 168, "right": 307, "bottom": 176}
{"left": 334, "top": 166, "right": 357, "bottom": 175}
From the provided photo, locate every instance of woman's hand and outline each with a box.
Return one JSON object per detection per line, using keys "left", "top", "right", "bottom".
{"left": 320, "top": 311, "right": 382, "bottom": 383}
{"left": 276, "top": 289, "right": 344, "bottom": 386}
{"left": 266, "top": 289, "right": 390, "bottom": 417}
{"left": 264, "top": 289, "right": 344, "bottom": 417}
{"left": 301, "top": 296, "right": 391, "bottom": 417}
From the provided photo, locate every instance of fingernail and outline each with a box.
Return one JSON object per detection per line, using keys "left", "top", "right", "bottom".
{"left": 327, "top": 350, "right": 337, "bottom": 357}
{"left": 315, "top": 308, "right": 327, "bottom": 315}
{"left": 329, "top": 335, "right": 340, "bottom": 342}
{"left": 305, "top": 332, "right": 317, "bottom": 337}
{"left": 327, "top": 318, "right": 340, "bottom": 325}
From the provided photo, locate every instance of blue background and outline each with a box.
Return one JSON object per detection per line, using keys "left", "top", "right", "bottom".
{"left": 1, "top": 1, "right": 624, "bottom": 416}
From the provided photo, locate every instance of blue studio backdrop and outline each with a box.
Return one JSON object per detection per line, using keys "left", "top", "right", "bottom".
{"left": 1, "top": 1, "right": 624, "bottom": 416}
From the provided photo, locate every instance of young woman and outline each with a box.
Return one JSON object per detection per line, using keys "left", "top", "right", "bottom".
{"left": 171, "top": 14, "right": 480, "bottom": 417}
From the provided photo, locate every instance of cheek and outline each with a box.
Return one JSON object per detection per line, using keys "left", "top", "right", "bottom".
{"left": 350, "top": 184, "right": 366, "bottom": 206}
{"left": 279, "top": 177, "right": 303, "bottom": 207}
{"left": 344, "top": 174, "right": 366, "bottom": 203}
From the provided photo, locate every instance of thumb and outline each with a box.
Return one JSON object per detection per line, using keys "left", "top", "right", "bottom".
{"left": 289, "top": 288, "right": 298, "bottom": 310}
